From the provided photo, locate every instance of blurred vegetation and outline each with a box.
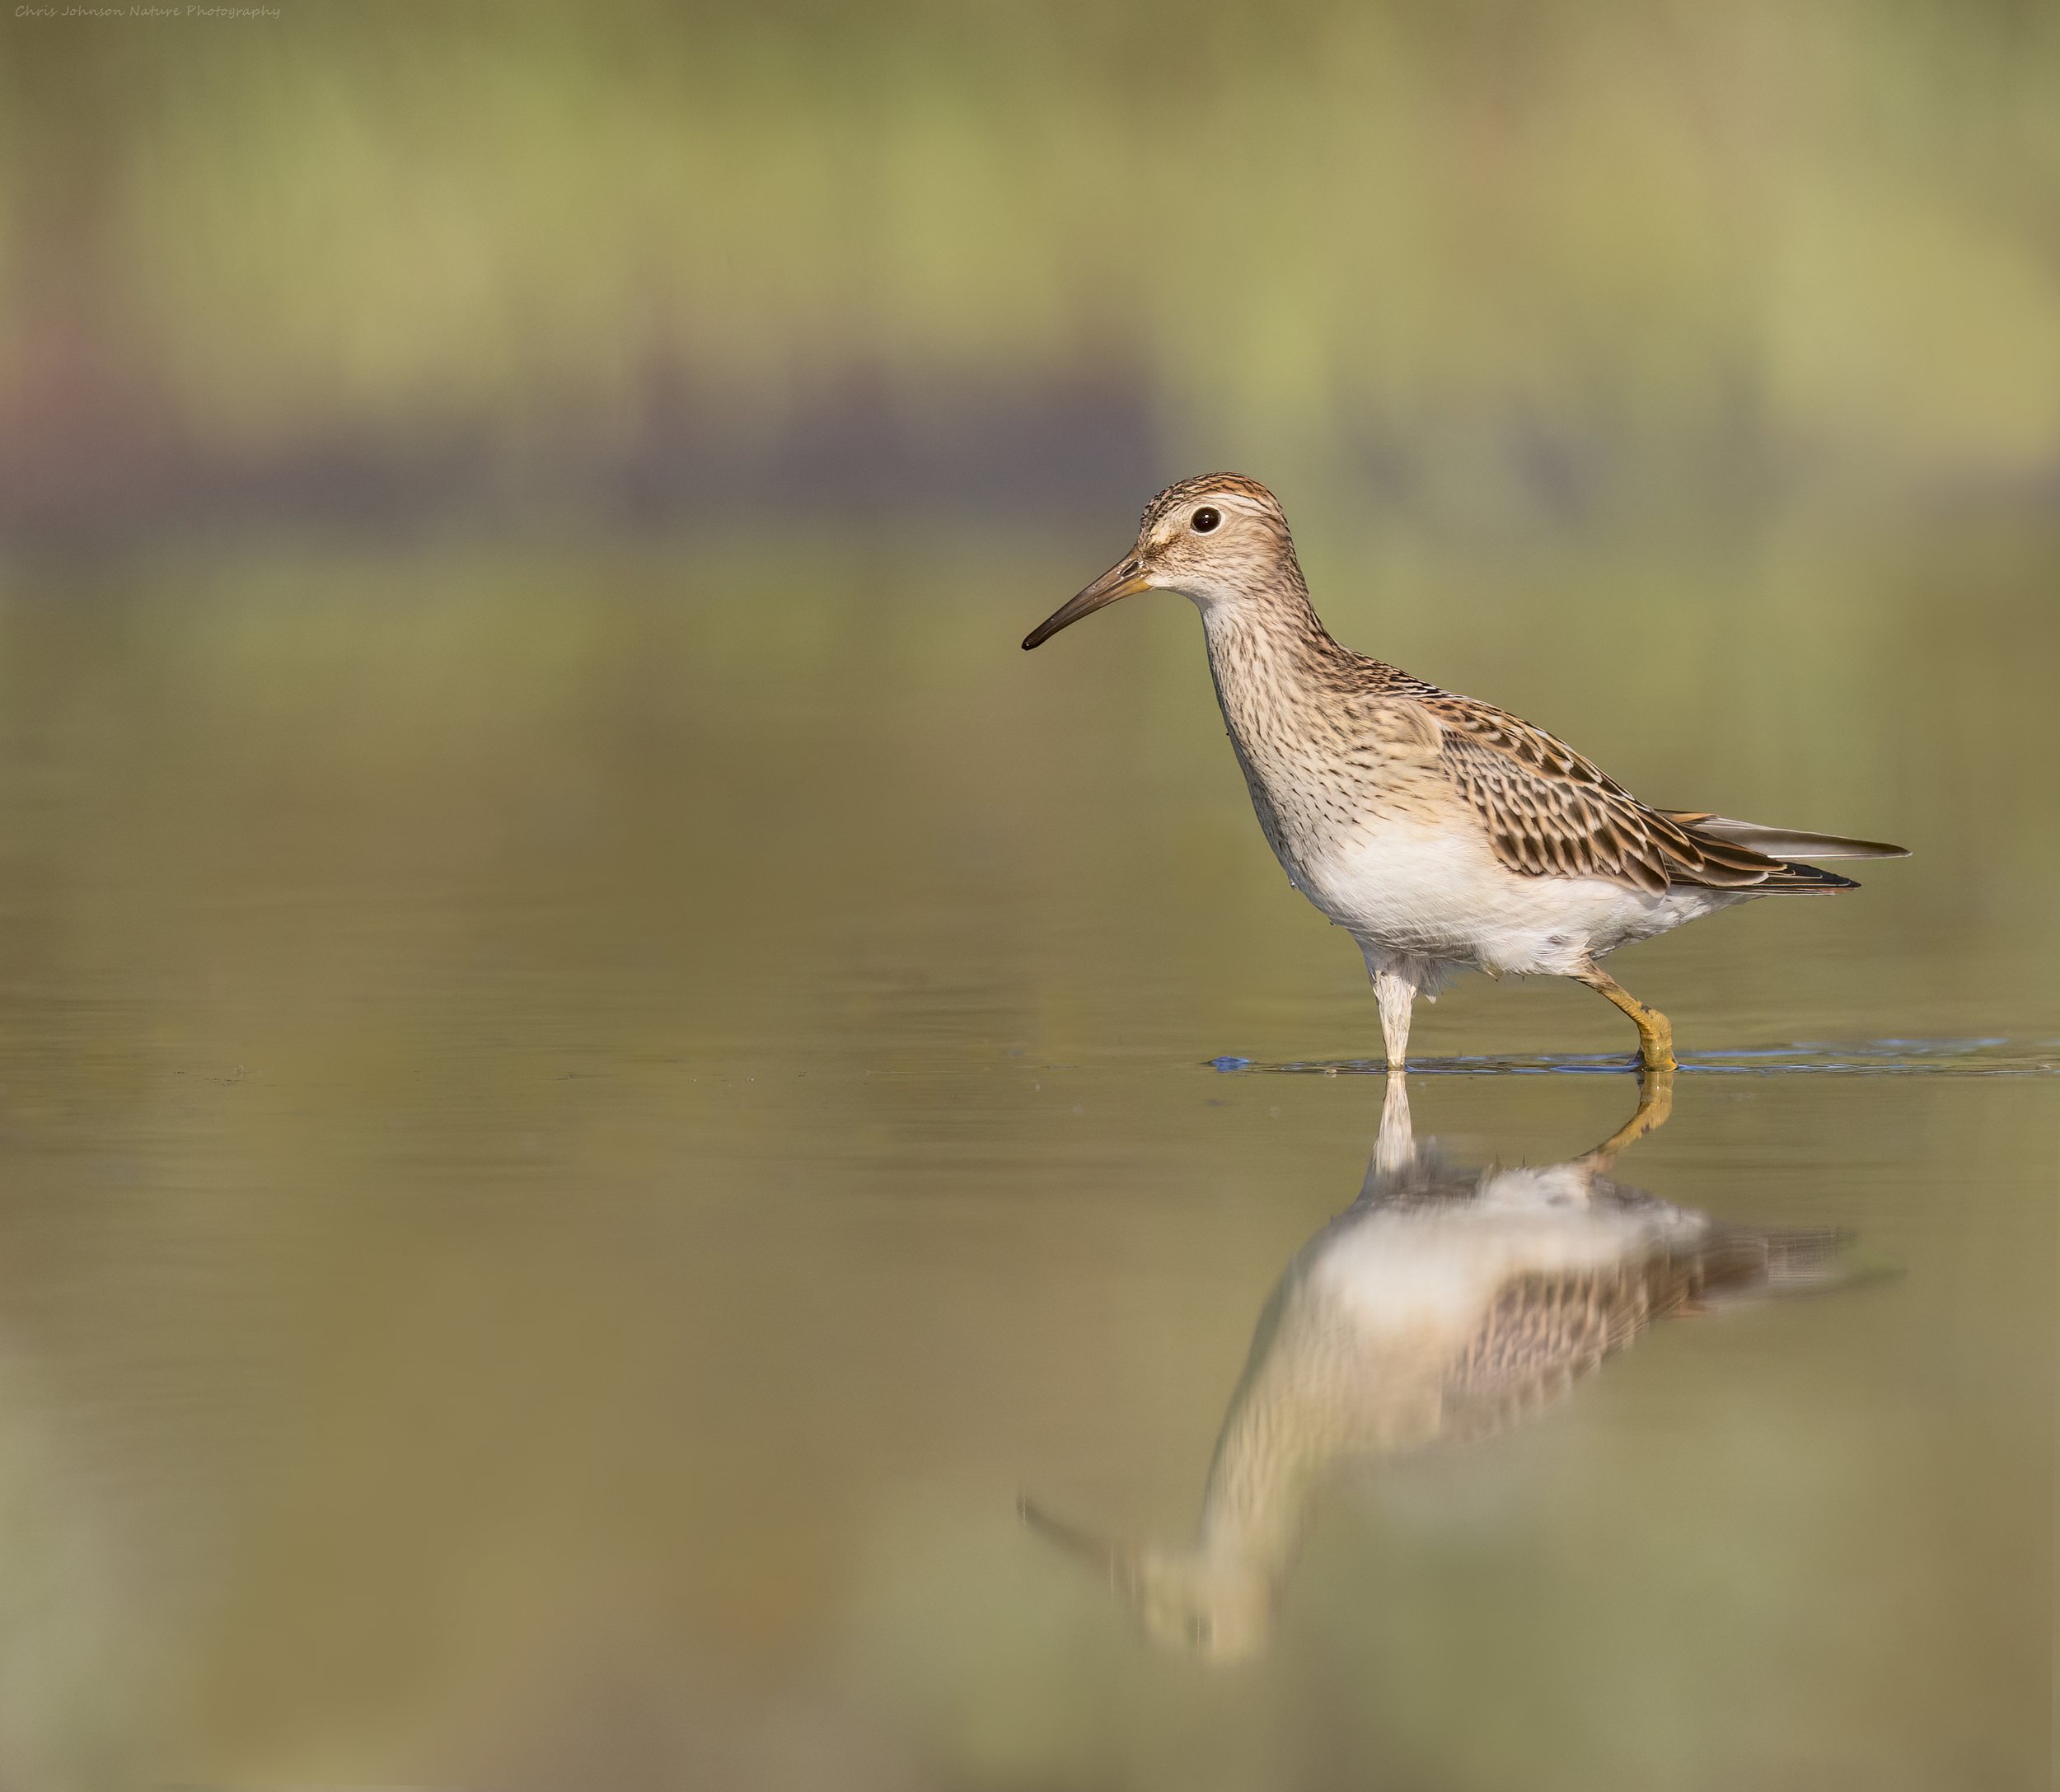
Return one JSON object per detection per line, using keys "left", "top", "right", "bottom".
{"left": 3, "top": 0, "right": 2060, "bottom": 528}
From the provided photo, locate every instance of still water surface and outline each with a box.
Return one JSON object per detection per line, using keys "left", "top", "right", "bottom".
{"left": 0, "top": 515, "right": 2049, "bottom": 1789}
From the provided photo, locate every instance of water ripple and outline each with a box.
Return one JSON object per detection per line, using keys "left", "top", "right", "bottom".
{"left": 1212, "top": 1038, "right": 2060, "bottom": 1078}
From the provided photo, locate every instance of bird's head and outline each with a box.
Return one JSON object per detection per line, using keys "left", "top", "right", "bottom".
{"left": 1022, "top": 473, "right": 1304, "bottom": 650}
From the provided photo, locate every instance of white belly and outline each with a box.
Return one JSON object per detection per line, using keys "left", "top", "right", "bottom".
{"left": 1282, "top": 817, "right": 1740, "bottom": 976}
{"left": 1309, "top": 1188, "right": 1704, "bottom": 1336}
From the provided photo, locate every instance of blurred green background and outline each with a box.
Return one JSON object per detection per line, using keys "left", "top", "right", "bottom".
{"left": 4, "top": 0, "right": 2060, "bottom": 533}
{"left": 0, "top": 5, "right": 2055, "bottom": 1790}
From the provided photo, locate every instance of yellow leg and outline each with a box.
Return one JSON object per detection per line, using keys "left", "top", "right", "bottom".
{"left": 1578, "top": 1067, "right": 1674, "bottom": 1168}
{"left": 1573, "top": 964, "right": 1677, "bottom": 1074}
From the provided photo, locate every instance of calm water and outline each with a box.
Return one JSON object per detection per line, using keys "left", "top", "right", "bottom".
{"left": 0, "top": 514, "right": 2051, "bottom": 1790}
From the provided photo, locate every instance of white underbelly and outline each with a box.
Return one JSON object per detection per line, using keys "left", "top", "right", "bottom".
{"left": 1281, "top": 819, "right": 1734, "bottom": 975}
{"left": 1309, "top": 1194, "right": 1706, "bottom": 1334}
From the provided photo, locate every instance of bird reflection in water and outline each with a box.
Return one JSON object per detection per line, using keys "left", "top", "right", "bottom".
{"left": 1022, "top": 1074, "right": 1859, "bottom": 1663}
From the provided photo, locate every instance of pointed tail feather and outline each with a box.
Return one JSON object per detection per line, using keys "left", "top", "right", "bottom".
{"left": 1761, "top": 860, "right": 1862, "bottom": 893}
{"left": 1663, "top": 812, "right": 1909, "bottom": 860}
{"left": 1694, "top": 1225, "right": 1870, "bottom": 1306}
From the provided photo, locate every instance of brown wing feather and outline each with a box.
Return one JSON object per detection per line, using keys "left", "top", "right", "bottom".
{"left": 1435, "top": 1266, "right": 1646, "bottom": 1443}
{"left": 1435, "top": 1219, "right": 1853, "bottom": 1445}
{"left": 1660, "top": 812, "right": 1908, "bottom": 860}
{"left": 1409, "top": 691, "right": 1783, "bottom": 893}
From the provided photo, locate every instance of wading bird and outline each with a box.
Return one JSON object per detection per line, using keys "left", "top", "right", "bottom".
{"left": 1021, "top": 1075, "right": 1857, "bottom": 1662}
{"left": 1023, "top": 475, "right": 1906, "bottom": 1070}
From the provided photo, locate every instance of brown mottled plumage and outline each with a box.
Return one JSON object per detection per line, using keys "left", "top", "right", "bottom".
{"left": 1023, "top": 474, "right": 1908, "bottom": 1069}
{"left": 1021, "top": 1076, "right": 1857, "bottom": 1663}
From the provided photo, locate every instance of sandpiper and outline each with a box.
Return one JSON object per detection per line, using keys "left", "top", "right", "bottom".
{"left": 1022, "top": 1075, "right": 1854, "bottom": 1661}
{"left": 1023, "top": 474, "right": 1907, "bottom": 1071}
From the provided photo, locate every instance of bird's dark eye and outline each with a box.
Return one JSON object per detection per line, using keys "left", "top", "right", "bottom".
{"left": 1191, "top": 507, "right": 1220, "bottom": 534}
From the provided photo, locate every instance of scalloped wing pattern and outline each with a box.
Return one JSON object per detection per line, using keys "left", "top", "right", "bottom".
{"left": 1416, "top": 694, "right": 1783, "bottom": 894}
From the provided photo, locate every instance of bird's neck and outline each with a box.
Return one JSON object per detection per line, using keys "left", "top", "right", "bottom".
{"left": 1198, "top": 574, "right": 1351, "bottom": 760}
{"left": 1195, "top": 1236, "right": 1458, "bottom": 1580}
{"left": 1194, "top": 1387, "right": 1323, "bottom": 1584}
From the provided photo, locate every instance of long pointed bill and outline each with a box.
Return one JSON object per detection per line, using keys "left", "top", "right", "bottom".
{"left": 1018, "top": 1495, "right": 1140, "bottom": 1594}
{"left": 1022, "top": 557, "right": 1153, "bottom": 649}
